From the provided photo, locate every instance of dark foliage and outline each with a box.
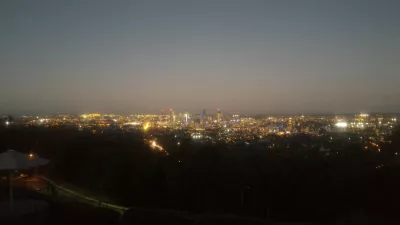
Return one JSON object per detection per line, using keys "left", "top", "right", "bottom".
{"left": 1, "top": 126, "right": 400, "bottom": 223}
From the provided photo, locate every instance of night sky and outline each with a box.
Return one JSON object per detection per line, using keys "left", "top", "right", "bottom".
{"left": 1, "top": 0, "right": 399, "bottom": 115}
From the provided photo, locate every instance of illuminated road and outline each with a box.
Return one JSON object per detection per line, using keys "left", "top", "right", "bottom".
{"left": 145, "top": 139, "right": 168, "bottom": 154}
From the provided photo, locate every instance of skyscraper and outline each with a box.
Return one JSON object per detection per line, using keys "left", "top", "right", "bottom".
{"left": 217, "top": 109, "right": 222, "bottom": 124}
{"left": 169, "top": 109, "right": 175, "bottom": 124}
{"left": 184, "top": 113, "right": 189, "bottom": 124}
{"left": 202, "top": 109, "right": 207, "bottom": 117}
{"left": 201, "top": 109, "right": 207, "bottom": 122}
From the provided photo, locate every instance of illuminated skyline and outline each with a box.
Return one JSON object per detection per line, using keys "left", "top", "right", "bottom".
{"left": 1, "top": 0, "right": 399, "bottom": 115}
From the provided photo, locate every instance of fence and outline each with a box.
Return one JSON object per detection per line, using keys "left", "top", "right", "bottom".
{"left": 35, "top": 176, "right": 128, "bottom": 214}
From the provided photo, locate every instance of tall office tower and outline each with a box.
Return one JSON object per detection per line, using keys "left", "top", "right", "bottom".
{"left": 202, "top": 109, "right": 207, "bottom": 118}
{"left": 169, "top": 109, "right": 175, "bottom": 124}
{"left": 200, "top": 109, "right": 207, "bottom": 122}
{"left": 217, "top": 109, "right": 222, "bottom": 124}
{"left": 184, "top": 113, "right": 189, "bottom": 124}
{"left": 377, "top": 116, "right": 383, "bottom": 128}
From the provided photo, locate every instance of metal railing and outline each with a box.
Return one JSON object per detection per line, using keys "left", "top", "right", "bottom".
{"left": 34, "top": 176, "right": 128, "bottom": 213}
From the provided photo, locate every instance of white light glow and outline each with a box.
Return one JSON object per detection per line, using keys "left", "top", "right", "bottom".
{"left": 335, "top": 122, "right": 348, "bottom": 128}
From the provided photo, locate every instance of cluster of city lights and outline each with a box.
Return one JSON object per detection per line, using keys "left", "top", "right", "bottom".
{"left": 192, "top": 134, "right": 203, "bottom": 139}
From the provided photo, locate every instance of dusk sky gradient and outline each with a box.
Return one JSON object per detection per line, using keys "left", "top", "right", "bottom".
{"left": 1, "top": 0, "right": 399, "bottom": 115}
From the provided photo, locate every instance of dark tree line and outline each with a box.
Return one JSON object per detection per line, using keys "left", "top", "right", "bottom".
{"left": 1, "top": 126, "right": 400, "bottom": 223}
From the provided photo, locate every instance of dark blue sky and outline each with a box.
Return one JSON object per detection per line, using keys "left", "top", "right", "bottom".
{"left": 1, "top": 0, "right": 399, "bottom": 115}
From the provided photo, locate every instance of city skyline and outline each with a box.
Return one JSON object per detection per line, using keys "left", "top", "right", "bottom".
{"left": 3, "top": 109, "right": 399, "bottom": 118}
{"left": 1, "top": 0, "right": 400, "bottom": 114}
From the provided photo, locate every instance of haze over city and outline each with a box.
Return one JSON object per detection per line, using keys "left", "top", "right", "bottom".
{"left": 1, "top": 0, "right": 399, "bottom": 115}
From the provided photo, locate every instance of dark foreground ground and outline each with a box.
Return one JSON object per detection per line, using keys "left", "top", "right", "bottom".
{"left": 0, "top": 185, "right": 119, "bottom": 225}
{"left": 1, "top": 186, "right": 399, "bottom": 225}
{"left": 2, "top": 127, "right": 400, "bottom": 224}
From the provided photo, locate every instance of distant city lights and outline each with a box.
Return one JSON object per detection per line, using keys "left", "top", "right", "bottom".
{"left": 4, "top": 111, "right": 399, "bottom": 152}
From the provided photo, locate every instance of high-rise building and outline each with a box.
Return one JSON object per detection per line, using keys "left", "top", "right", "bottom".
{"left": 377, "top": 116, "right": 383, "bottom": 128}
{"left": 200, "top": 109, "right": 207, "bottom": 124}
{"left": 217, "top": 109, "right": 222, "bottom": 124}
{"left": 184, "top": 113, "right": 189, "bottom": 124}
{"left": 169, "top": 109, "right": 175, "bottom": 124}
